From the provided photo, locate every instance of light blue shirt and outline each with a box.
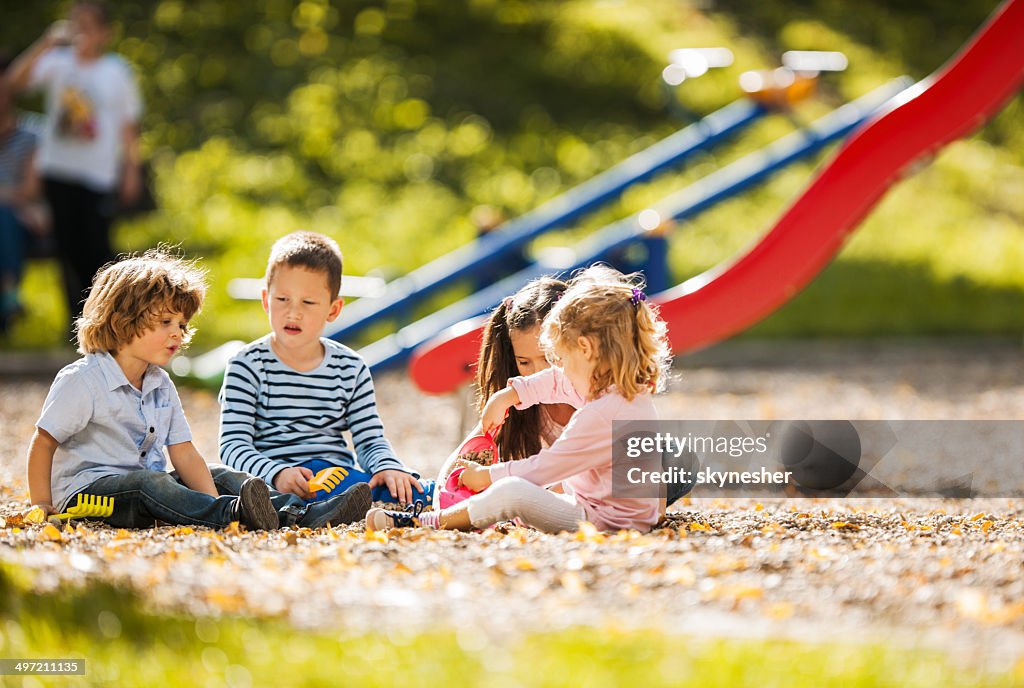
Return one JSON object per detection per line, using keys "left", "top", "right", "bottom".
{"left": 36, "top": 352, "right": 192, "bottom": 511}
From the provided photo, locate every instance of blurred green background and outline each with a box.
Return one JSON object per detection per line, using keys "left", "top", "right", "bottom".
{"left": 2, "top": 0, "right": 1021, "bottom": 352}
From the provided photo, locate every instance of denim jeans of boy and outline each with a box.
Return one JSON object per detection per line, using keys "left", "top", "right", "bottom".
{"left": 82, "top": 470, "right": 251, "bottom": 529}
{"left": 207, "top": 464, "right": 306, "bottom": 526}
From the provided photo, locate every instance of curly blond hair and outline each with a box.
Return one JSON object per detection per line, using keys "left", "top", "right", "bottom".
{"left": 540, "top": 265, "right": 671, "bottom": 401}
{"left": 75, "top": 249, "right": 207, "bottom": 355}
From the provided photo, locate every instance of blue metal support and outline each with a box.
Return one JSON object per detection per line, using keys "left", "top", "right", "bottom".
{"left": 325, "top": 99, "right": 768, "bottom": 342}
{"left": 360, "top": 78, "right": 913, "bottom": 371}
{"left": 639, "top": 234, "right": 671, "bottom": 294}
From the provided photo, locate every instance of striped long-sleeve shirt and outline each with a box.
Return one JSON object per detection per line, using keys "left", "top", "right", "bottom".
{"left": 218, "top": 336, "right": 412, "bottom": 485}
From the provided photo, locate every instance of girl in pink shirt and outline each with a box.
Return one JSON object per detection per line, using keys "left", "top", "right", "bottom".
{"left": 433, "top": 277, "right": 574, "bottom": 499}
{"left": 367, "top": 265, "right": 671, "bottom": 533}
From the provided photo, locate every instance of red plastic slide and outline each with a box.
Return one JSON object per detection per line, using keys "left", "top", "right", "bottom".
{"left": 656, "top": 0, "right": 1024, "bottom": 354}
{"left": 410, "top": 0, "right": 1024, "bottom": 394}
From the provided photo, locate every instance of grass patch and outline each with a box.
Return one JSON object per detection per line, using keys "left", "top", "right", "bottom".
{"left": 0, "top": 563, "right": 1017, "bottom": 687}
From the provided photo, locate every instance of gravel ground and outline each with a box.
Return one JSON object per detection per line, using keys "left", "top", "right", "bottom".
{"left": 1, "top": 340, "right": 1022, "bottom": 672}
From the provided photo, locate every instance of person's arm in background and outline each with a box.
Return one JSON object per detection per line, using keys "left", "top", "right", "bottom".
{"left": 12, "top": 149, "right": 49, "bottom": 238}
{"left": 119, "top": 121, "right": 142, "bottom": 206}
{"left": 117, "top": 55, "right": 144, "bottom": 207}
{"left": 5, "top": 21, "right": 63, "bottom": 94}
{"left": 17, "top": 149, "right": 40, "bottom": 204}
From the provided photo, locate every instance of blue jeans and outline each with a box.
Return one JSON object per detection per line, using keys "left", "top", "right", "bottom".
{"left": 300, "top": 459, "right": 434, "bottom": 506}
{"left": 81, "top": 470, "right": 252, "bottom": 529}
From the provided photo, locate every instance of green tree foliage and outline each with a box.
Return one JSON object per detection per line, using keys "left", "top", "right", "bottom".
{"left": 2, "top": 0, "right": 1021, "bottom": 349}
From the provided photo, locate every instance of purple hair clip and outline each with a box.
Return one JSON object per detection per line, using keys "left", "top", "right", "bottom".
{"left": 629, "top": 287, "right": 647, "bottom": 308}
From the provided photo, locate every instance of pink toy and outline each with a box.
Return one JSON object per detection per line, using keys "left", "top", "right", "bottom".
{"left": 437, "top": 431, "right": 499, "bottom": 509}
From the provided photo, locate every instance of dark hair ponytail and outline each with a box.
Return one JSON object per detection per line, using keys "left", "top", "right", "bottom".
{"left": 475, "top": 277, "right": 568, "bottom": 461}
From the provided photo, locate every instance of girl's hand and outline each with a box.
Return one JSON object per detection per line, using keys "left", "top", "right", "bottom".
{"left": 369, "top": 469, "right": 425, "bottom": 506}
{"left": 457, "top": 462, "right": 492, "bottom": 492}
{"left": 481, "top": 386, "right": 519, "bottom": 435}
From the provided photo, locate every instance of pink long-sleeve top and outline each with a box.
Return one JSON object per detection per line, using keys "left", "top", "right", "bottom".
{"left": 488, "top": 367, "right": 662, "bottom": 532}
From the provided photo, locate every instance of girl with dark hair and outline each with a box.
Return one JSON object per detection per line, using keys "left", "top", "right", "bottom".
{"left": 433, "top": 277, "right": 574, "bottom": 497}
{"left": 371, "top": 266, "right": 673, "bottom": 533}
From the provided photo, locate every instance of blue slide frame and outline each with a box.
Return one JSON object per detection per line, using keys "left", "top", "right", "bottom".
{"left": 359, "top": 78, "right": 912, "bottom": 371}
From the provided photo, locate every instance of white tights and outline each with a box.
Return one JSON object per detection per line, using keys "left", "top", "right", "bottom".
{"left": 465, "top": 477, "right": 587, "bottom": 533}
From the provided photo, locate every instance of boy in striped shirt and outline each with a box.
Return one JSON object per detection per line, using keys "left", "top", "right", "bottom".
{"left": 218, "top": 231, "right": 432, "bottom": 508}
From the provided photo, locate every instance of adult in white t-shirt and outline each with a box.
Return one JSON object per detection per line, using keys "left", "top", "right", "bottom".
{"left": 6, "top": 0, "right": 142, "bottom": 332}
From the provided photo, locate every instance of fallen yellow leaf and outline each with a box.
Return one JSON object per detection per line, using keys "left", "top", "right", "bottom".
{"left": 765, "top": 602, "right": 794, "bottom": 619}
{"left": 574, "top": 521, "right": 606, "bottom": 543}
{"left": 981, "top": 520, "right": 994, "bottom": 534}
{"left": 727, "top": 584, "right": 764, "bottom": 601}
{"left": 39, "top": 523, "right": 63, "bottom": 542}
{"left": 364, "top": 528, "right": 389, "bottom": 543}
{"left": 24, "top": 507, "right": 46, "bottom": 524}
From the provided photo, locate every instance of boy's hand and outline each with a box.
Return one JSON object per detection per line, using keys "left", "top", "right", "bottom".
{"left": 481, "top": 386, "right": 519, "bottom": 435}
{"left": 26, "top": 504, "right": 57, "bottom": 521}
{"left": 456, "top": 462, "right": 492, "bottom": 493}
{"left": 369, "top": 470, "right": 424, "bottom": 506}
{"left": 273, "top": 466, "right": 314, "bottom": 499}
